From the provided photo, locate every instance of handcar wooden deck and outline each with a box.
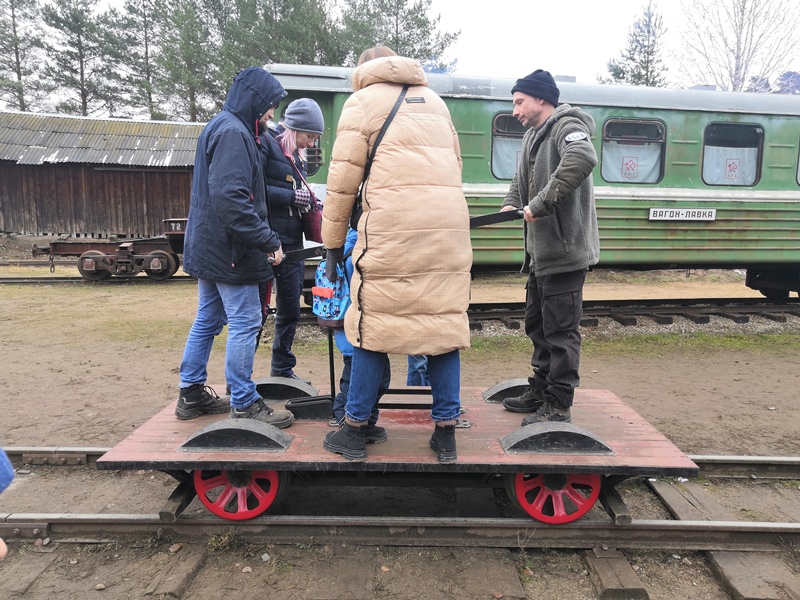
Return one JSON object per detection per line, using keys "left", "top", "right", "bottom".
{"left": 97, "top": 384, "right": 697, "bottom": 525}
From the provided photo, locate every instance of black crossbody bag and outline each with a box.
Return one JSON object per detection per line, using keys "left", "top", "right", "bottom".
{"left": 350, "top": 84, "right": 410, "bottom": 229}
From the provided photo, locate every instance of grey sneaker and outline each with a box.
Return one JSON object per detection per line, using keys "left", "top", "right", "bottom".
{"left": 230, "top": 398, "right": 294, "bottom": 429}
{"left": 175, "top": 385, "right": 230, "bottom": 420}
{"left": 521, "top": 400, "right": 572, "bottom": 425}
{"left": 503, "top": 386, "right": 546, "bottom": 413}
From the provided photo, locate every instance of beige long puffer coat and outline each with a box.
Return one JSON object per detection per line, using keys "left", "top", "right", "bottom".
{"left": 322, "top": 56, "right": 472, "bottom": 356}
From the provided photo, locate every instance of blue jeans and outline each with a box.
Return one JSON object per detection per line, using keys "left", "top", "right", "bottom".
{"left": 347, "top": 348, "right": 461, "bottom": 423}
{"left": 407, "top": 354, "right": 431, "bottom": 386}
{"left": 271, "top": 260, "right": 304, "bottom": 376}
{"left": 333, "top": 352, "right": 390, "bottom": 425}
{"left": 179, "top": 279, "right": 262, "bottom": 409}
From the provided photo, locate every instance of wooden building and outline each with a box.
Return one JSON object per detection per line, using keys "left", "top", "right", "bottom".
{"left": 0, "top": 111, "right": 203, "bottom": 238}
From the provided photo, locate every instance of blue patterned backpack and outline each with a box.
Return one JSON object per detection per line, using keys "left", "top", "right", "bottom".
{"left": 312, "top": 258, "right": 351, "bottom": 328}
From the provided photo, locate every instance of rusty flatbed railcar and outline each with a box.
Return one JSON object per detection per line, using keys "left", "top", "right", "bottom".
{"left": 97, "top": 383, "right": 697, "bottom": 525}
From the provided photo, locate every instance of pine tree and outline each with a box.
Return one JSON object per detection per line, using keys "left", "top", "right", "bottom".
{"left": 208, "top": 0, "right": 339, "bottom": 112}
{"left": 155, "top": 0, "right": 217, "bottom": 121}
{"left": 600, "top": 1, "right": 668, "bottom": 87}
{"left": 774, "top": 71, "right": 800, "bottom": 94}
{"left": 111, "top": 0, "right": 166, "bottom": 119}
{"left": 746, "top": 75, "right": 771, "bottom": 93}
{"left": 41, "top": 0, "right": 118, "bottom": 116}
{"left": 0, "top": 0, "right": 49, "bottom": 111}
{"left": 338, "top": 0, "right": 459, "bottom": 67}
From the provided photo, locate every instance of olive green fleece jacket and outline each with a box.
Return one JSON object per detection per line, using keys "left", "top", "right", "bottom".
{"left": 502, "top": 104, "right": 600, "bottom": 276}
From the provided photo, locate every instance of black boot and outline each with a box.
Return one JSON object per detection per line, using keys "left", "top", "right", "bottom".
{"left": 175, "top": 384, "right": 230, "bottom": 420}
{"left": 502, "top": 385, "right": 546, "bottom": 413}
{"left": 324, "top": 423, "right": 368, "bottom": 462}
{"left": 361, "top": 423, "right": 388, "bottom": 444}
{"left": 429, "top": 424, "right": 457, "bottom": 464}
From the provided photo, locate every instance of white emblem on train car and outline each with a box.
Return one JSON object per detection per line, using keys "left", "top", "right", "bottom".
{"left": 648, "top": 208, "right": 717, "bottom": 221}
{"left": 564, "top": 131, "right": 588, "bottom": 142}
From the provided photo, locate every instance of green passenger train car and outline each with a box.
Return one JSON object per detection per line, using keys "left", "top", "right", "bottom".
{"left": 266, "top": 64, "right": 800, "bottom": 298}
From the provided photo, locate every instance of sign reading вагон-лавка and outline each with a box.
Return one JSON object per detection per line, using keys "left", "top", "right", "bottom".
{"left": 648, "top": 208, "right": 717, "bottom": 221}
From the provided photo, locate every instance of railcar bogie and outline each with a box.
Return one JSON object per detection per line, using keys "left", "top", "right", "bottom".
{"left": 34, "top": 237, "right": 181, "bottom": 281}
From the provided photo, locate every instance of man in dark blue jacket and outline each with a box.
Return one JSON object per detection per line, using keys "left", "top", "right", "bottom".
{"left": 175, "top": 67, "right": 294, "bottom": 429}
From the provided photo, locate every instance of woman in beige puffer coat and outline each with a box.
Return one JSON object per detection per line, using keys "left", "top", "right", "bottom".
{"left": 322, "top": 48, "right": 472, "bottom": 464}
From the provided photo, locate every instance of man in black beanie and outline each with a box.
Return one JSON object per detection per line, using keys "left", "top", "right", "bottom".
{"left": 500, "top": 69, "right": 600, "bottom": 425}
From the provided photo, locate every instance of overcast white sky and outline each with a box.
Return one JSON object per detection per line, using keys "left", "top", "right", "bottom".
{"left": 426, "top": 0, "right": 800, "bottom": 87}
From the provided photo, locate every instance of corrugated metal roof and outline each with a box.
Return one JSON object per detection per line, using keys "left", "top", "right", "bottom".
{"left": 0, "top": 111, "right": 205, "bottom": 167}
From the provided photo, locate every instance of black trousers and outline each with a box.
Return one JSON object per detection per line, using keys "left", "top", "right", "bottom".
{"left": 523, "top": 269, "right": 586, "bottom": 408}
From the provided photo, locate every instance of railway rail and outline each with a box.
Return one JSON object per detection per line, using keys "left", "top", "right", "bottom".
{"left": 0, "top": 274, "right": 196, "bottom": 285}
{"left": 2, "top": 272, "right": 800, "bottom": 327}
{"left": 2, "top": 451, "right": 799, "bottom": 551}
{"left": 2, "top": 514, "right": 799, "bottom": 552}
{"left": 3, "top": 449, "right": 799, "bottom": 597}
{"left": 466, "top": 297, "right": 800, "bottom": 328}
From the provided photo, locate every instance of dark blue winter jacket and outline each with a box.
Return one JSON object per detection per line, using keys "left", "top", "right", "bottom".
{"left": 260, "top": 124, "right": 305, "bottom": 252}
{"left": 183, "top": 67, "right": 287, "bottom": 284}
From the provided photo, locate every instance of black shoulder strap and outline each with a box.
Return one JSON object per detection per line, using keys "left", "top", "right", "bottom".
{"left": 362, "top": 84, "right": 410, "bottom": 185}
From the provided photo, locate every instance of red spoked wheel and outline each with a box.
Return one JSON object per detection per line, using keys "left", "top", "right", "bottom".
{"left": 193, "top": 469, "right": 286, "bottom": 520}
{"left": 510, "top": 472, "right": 602, "bottom": 524}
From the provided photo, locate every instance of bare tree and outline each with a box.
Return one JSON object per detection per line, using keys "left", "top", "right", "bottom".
{"left": 678, "top": 0, "right": 800, "bottom": 91}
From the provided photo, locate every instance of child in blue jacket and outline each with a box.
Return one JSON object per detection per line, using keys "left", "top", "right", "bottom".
{"left": 329, "top": 228, "right": 391, "bottom": 443}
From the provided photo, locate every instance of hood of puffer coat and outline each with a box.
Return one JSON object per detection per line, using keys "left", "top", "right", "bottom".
{"left": 351, "top": 56, "right": 428, "bottom": 92}
{"left": 222, "top": 67, "right": 287, "bottom": 134}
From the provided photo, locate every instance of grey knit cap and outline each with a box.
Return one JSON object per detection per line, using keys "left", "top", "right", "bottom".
{"left": 283, "top": 98, "right": 324, "bottom": 134}
{"left": 511, "top": 69, "right": 560, "bottom": 106}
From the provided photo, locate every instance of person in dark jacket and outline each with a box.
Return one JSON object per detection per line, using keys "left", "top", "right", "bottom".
{"left": 260, "top": 98, "right": 324, "bottom": 383}
{"left": 175, "top": 66, "right": 294, "bottom": 429}
{"left": 500, "top": 69, "right": 600, "bottom": 425}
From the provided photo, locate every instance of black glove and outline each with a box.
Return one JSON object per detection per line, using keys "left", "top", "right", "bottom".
{"left": 325, "top": 246, "right": 344, "bottom": 283}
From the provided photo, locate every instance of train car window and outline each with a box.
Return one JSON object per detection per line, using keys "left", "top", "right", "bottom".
{"left": 702, "top": 123, "right": 763, "bottom": 186}
{"left": 305, "top": 141, "right": 323, "bottom": 177}
{"left": 492, "top": 114, "right": 526, "bottom": 179}
{"left": 601, "top": 119, "right": 665, "bottom": 183}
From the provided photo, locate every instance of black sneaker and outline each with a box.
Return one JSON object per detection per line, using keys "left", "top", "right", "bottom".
{"left": 230, "top": 398, "right": 294, "bottom": 429}
{"left": 429, "top": 424, "right": 457, "bottom": 464}
{"left": 328, "top": 415, "right": 344, "bottom": 427}
{"left": 270, "top": 371, "right": 312, "bottom": 386}
{"left": 361, "top": 423, "right": 388, "bottom": 444}
{"left": 323, "top": 423, "right": 368, "bottom": 461}
{"left": 521, "top": 400, "right": 572, "bottom": 425}
{"left": 503, "top": 386, "right": 546, "bottom": 413}
{"left": 175, "top": 385, "right": 230, "bottom": 420}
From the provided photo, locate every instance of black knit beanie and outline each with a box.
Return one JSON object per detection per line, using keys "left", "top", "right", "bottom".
{"left": 511, "top": 69, "right": 560, "bottom": 106}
